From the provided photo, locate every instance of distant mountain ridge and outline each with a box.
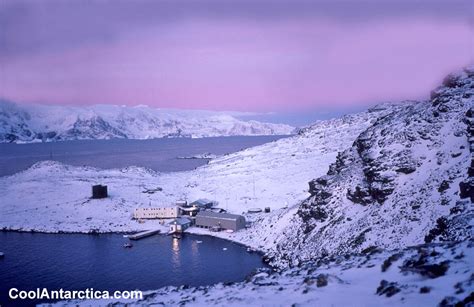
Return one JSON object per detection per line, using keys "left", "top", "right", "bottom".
{"left": 0, "top": 101, "right": 295, "bottom": 143}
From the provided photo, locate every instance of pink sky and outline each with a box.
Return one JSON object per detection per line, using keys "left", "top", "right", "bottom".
{"left": 0, "top": 1, "right": 473, "bottom": 112}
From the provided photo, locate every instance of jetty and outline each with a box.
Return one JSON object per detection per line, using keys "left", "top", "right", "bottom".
{"left": 128, "top": 229, "right": 161, "bottom": 240}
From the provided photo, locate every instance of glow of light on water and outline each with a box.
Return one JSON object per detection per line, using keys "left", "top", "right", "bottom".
{"left": 191, "top": 240, "right": 199, "bottom": 256}
{"left": 171, "top": 237, "right": 181, "bottom": 269}
{"left": 190, "top": 240, "right": 202, "bottom": 270}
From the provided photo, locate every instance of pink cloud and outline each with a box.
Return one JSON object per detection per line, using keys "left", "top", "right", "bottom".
{"left": 1, "top": 17, "right": 472, "bottom": 112}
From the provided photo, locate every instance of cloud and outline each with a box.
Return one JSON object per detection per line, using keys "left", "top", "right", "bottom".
{"left": 1, "top": 0, "right": 471, "bottom": 57}
{"left": 0, "top": 0, "right": 472, "bottom": 111}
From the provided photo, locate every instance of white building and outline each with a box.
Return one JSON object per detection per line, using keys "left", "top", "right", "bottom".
{"left": 133, "top": 206, "right": 180, "bottom": 219}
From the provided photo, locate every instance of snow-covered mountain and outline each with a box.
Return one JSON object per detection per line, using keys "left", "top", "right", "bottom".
{"left": 0, "top": 101, "right": 295, "bottom": 142}
{"left": 269, "top": 67, "right": 474, "bottom": 267}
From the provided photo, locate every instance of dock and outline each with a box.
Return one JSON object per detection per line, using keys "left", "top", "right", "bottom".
{"left": 128, "top": 229, "right": 161, "bottom": 240}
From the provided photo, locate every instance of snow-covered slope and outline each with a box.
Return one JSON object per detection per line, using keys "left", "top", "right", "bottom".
{"left": 0, "top": 102, "right": 295, "bottom": 142}
{"left": 270, "top": 67, "right": 474, "bottom": 267}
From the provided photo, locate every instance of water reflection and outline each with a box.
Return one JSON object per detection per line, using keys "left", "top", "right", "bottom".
{"left": 191, "top": 240, "right": 199, "bottom": 256}
{"left": 190, "top": 239, "right": 202, "bottom": 274}
{"left": 171, "top": 237, "right": 181, "bottom": 269}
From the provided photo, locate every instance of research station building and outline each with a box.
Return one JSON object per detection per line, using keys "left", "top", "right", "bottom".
{"left": 195, "top": 211, "right": 246, "bottom": 231}
{"left": 169, "top": 217, "right": 192, "bottom": 233}
{"left": 133, "top": 206, "right": 180, "bottom": 219}
{"left": 190, "top": 199, "right": 216, "bottom": 209}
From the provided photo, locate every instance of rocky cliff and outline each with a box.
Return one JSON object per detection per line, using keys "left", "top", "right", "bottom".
{"left": 272, "top": 67, "right": 474, "bottom": 267}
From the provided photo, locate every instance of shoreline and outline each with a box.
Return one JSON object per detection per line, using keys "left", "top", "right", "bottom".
{"left": 0, "top": 227, "right": 270, "bottom": 260}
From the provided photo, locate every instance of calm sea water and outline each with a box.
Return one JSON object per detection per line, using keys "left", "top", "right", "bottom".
{"left": 0, "top": 136, "right": 288, "bottom": 177}
{"left": 0, "top": 232, "right": 267, "bottom": 306}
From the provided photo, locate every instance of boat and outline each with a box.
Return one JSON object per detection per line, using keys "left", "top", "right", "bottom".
{"left": 196, "top": 240, "right": 203, "bottom": 244}
{"left": 222, "top": 248, "right": 228, "bottom": 251}
{"left": 0, "top": 252, "right": 4, "bottom": 258}
{"left": 123, "top": 242, "right": 133, "bottom": 248}
{"left": 173, "top": 234, "right": 182, "bottom": 239}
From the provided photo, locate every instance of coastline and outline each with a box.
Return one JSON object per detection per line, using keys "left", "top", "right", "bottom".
{"left": 0, "top": 224, "right": 271, "bottom": 259}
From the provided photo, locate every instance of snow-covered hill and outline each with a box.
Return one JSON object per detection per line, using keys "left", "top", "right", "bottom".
{"left": 270, "top": 67, "right": 474, "bottom": 267}
{"left": 0, "top": 101, "right": 295, "bottom": 142}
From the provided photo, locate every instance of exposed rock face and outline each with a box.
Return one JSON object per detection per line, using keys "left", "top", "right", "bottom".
{"left": 63, "top": 116, "right": 128, "bottom": 140}
{"left": 0, "top": 102, "right": 35, "bottom": 142}
{"left": 376, "top": 280, "right": 401, "bottom": 297}
{"left": 459, "top": 105, "right": 474, "bottom": 203}
{"left": 272, "top": 67, "right": 474, "bottom": 267}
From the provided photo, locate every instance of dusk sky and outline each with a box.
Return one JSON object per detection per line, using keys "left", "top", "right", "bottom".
{"left": 0, "top": 0, "right": 473, "bottom": 118}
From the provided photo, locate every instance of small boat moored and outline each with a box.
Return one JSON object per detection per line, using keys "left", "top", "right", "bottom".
{"left": 123, "top": 242, "right": 133, "bottom": 248}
